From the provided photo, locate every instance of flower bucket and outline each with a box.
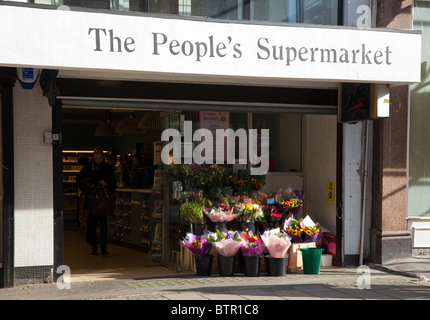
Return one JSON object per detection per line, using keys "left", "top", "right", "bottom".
{"left": 265, "top": 255, "right": 288, "bottom": 276}
{"left": 218, "top": 254, "right": 236, "bottom": 276}
{"left": 300, "top": 248, "right": 324, "bottom": 274}
{"left": 243, "top": 256, "right": 261, "bottom": 277}
{"left": 195, "top": 255, "right": 213, "bottom": 276}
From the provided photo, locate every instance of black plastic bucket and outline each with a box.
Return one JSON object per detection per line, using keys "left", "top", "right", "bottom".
{"left": 243, "top": 256, "right": 261, "bottom": 277}
{"left": 218, "top": 255, "right": 236, "bottom": 276}
{"left": 195, "top": 255, "right": 213, "bottom": 276}
{"left": 265, "top": 255, "right": 287, "bottom": 276}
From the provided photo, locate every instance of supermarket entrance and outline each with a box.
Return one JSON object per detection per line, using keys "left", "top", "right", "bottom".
{"left": 57, "top": 79, "right": 340, "bottom": 279}
{"left": 61, "top": 107, "right": 174, "bottom": 280}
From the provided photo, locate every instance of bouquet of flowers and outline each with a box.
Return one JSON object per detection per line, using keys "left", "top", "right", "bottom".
{"left": 208, "top": 229, "right": 242, "bottom": 257}
{"left": 240, "top": 231, "right": 266, "bottom": 256}
{"left": 261, "top": 204, "right": 283, "bottom": 224}
{"left": 249, "top": 175, "right": 265, "bottom": 191}
{"left": 300, "top": 215, "right": 321, "bottom": 243}
{"left": 261, "top": 228, "right": 291, "bottom": 258}
{"left": 203, "top": 196, "right": 242, "bottom": 223}
{"left": 182, "top": 233, "right": 213, "bottom": 256}
{"left": 226, "top": 175, "right": 249, "bottom": 195}
{"left": 273, "top": 188, "right": 304, "bottom": 216}
{"left": 277, "top": 198, "right": 303, "bottom": 215}
{"left": 235, "top": 202, "right": 264, "bottom": 222}
{"left": 283, "top": 217, "right": 303, "bottom": 243}
{"left": 226, "top": 171, "right": 266, "bottom": 194}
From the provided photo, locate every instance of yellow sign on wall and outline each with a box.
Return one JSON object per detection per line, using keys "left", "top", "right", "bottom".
{"left": 327, "top": 181, "right": 335, "bottom": 203}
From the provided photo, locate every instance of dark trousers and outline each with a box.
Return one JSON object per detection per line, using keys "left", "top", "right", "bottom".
{"left": 86, "top": 214, "right": 108, "bottom": 251}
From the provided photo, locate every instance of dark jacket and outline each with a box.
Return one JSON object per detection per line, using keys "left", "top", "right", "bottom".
{"left": 77, "top": 159, "right": 116, "bottom": 196}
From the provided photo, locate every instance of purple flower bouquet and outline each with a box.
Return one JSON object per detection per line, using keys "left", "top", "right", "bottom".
{"left": 240, "top": 231, "right": 266, "bottom": 256}
{"left": 182, "top": 233, "right": 213, "bottom": 256}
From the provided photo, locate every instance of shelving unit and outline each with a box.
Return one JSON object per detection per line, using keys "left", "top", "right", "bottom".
{"left": 109, "top": 188, "right": 163, "bottom": 258}
{"left": 62, "top": 150, "right": 94, "bottom": 230}
{"left": 149, "top": 190, "right": 163, "bottom": 262}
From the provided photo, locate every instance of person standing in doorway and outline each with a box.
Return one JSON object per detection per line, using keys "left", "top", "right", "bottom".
{"left": 77, "top": 147, "right": 116, "bottom": 255}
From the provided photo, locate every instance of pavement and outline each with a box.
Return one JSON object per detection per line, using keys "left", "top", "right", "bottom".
{"left": 0, "top": 256, "right": 429, "bottom": 305}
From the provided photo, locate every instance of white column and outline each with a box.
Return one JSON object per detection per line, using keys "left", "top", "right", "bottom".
{"left": 13, "top": 79, "right": 54, "bottom": 268}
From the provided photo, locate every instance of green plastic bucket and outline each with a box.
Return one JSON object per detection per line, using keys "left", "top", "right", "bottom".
{"left": 300, "top": 247, "right": 324, "bottom": 274}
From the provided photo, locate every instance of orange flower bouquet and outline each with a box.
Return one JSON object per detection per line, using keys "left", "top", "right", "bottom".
{"left": 300, "top": 215, "right": 321, "bottom": 243}
{"left": 283, "top": 217, "right": 303, "bottom": 243}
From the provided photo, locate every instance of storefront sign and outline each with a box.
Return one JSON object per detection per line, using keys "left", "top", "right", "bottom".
{"left": 0, "top": 4, "right": 421, "bottom": 85}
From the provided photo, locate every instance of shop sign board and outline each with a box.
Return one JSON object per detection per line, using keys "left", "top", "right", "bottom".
{"left": 0, "top": 4, "right": 421, "bottom": 85}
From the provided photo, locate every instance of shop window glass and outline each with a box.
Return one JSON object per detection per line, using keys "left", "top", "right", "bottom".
{"left": 33, "top": 0, "right": 338, "bottom": 26}
{"left": 301, "top": 0, "right": 338, "bottom": 25}
{"left": 165, "top": 111, "right": 300, "bottom": 173}
{"left": 251, "top": 0, "right": 297, "bottom": 23}
{"left": 253, "top": 114, "right": 302, "bottom": 173}
{"left": 408, "top": 1, "right": 430, "bottom": 217}
{"left": 63, "top": 0, "right": 110, "bottom": 9}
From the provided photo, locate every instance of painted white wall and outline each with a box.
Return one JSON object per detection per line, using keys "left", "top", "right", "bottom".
{"left": 13, "top": 80, "right": 54, "bottom": 267}
{"left": 342, "top": 122, "right": 363, "bottom": 261}
{"left": 303, "top": 114, "right": 337, "bottom": 234}
{"left": 261, "top": 172, "right": 303, "bottom": 196}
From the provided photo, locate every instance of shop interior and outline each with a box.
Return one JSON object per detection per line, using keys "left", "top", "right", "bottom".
{"left": 61, "top": 106, "right": 338, "bottom": 280}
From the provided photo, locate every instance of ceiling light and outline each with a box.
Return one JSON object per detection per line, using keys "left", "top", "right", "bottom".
{"left": 138, "top": 111, "right": 161, "bottom": 129}
{"left": 116, "top": 112, "right": 144, "bottom": 134}
{"left": 94, "top": 111, "right": 121, "bottom": 137}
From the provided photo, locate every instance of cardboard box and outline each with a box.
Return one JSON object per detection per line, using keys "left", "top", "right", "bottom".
{"left": 287, "top": 242, "right": 316, "bottom": 273}
{"left": 320, "top": 254, "right": 333, "bottom": 267}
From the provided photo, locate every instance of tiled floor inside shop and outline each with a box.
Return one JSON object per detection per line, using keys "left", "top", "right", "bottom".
{"left": 64, "top": 230, "right": 187, "bottom": 282}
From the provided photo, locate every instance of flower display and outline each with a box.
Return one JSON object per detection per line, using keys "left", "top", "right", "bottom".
{"left": 240, "top": 231, "right": 266, "bottom": 256}
{"left": 180, "top": 192, "right": 207, "bottom": 224}
{"left": 261, "top": 204, "right": 283, "bottom": 224}
{"left": 208, "top": 229, "right": 242, "bottom": 257}
{"left": 277, "top": 198, "right": 303, "bottom": 215}
{"left": 203, "top": 195, "right": 241, "bottom": 223}
{"left": 261, "top": 228, "right": 291, "bottom": 258}
{"left": 300, "top": 215, "right": 321, "bottom": 242}
{"left": 249, "top": 175, "right": 265, "bottom": 191}
{"left": 283, "top": 217, "right": 303, "bottom": 243}
{"left": 182, "top": 233, "right": 213, "bottom": 256}
{"left": 235, "top": 202, "right": 264, "bottom": 222}
{"left": 226, "top": 170, "right": 266, "bottom": 195}
{"left": 169, "top": 163, "right": 227, "bottom": 192}
{"left": 283, "top": 215, "right": 321, "bottom": 243}
{"left": 302, "top": 226, "right": 320, "bottom": 242}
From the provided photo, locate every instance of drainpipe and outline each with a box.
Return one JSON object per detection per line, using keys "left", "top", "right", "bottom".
{"left": 359, "top": 120, "right": 370, "bottom": 266}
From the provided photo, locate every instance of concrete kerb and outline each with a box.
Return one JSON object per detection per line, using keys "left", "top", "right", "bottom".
{"left": 368, "top": 261, "right": 430, "bottom": 282}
